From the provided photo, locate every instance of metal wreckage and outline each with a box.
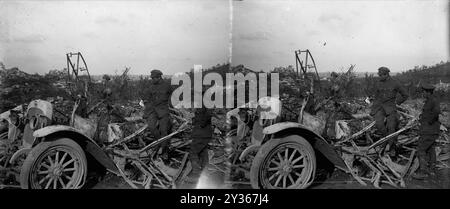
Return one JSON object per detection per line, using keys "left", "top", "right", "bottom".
{"left": 1, "top": 51, "right": 449, "bottom": 189}
{"left": 226, "top": 50, "right": 450, "bottom": 189}
{"left": 0, "top": 53, "right": 227, "bottom": 189}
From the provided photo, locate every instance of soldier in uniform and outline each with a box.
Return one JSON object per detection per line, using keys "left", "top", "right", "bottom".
{"left": 185, "top": 86, "right": 213, "bottom": 184}
{"left": 413, "top": 83, "right": 441, "bottom": 179}
{"left": 370, "top": 67, "right": 408, "bottom": 156}
{"left": 142, "top": 69, "right": 173, "bottom": 161}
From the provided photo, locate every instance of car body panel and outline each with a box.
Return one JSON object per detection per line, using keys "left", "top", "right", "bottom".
{"left": 33, "top": 125, "right": 119, "bottom": 175}
{"left": 263, "top": 122, "right": 347, "bottom": 171}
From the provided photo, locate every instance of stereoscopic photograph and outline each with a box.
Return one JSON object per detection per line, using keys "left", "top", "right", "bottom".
{"left": 0, "top": 0, "right": 449, "bottom": 194}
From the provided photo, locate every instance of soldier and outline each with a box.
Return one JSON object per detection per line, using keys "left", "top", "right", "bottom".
{"left": 185, "top": 86, "right": 213, "bottom": 184}
{"left": 413, "top": 83, "right": 441, "bottom": 179}
{"left": 370, "top": 67, "right": 408, "bottom": 156}
{"left": 142, "top": 69, "right": 173, "bottom": 161}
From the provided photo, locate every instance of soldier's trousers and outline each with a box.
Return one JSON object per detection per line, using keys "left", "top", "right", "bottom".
{"left": 189, "top": 137, "right": 211, "bottom": 177}
{"left": 146, "top": 112, "right": 171, "bottom": 153}
{"left": 417, "top": 134, "right": 438, "bottom": 171}
{"left": 374, "top": 109, "right": 399, "bottom": 148}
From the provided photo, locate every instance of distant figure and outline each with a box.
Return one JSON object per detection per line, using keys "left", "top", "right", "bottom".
{"left": 413, "top": 83, "right": 441, "bottom": 179}
{"left": 142, "top": 69, "right": 173, "bottom": 161}
{"left": 96, "top": 74, "right": 114, "bottom": 144}
{"left": 75, "top": 93, "right": 88, "bottom": 118}
{"left": 102, "top": 74, "right": 113, "bottom": 111}
{"left": 370, "top": 67, "right": 408, "bottom": 156}
{"left": 323, "top": 71, "right": 351, "bottom": 140}
{"left": 74, "top": 80, "right": 88, "bottom": 118}
{"left": 329, "top": 71, "right": 342, "bottom": 100}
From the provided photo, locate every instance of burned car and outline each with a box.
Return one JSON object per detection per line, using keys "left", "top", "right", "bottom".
{"left": 0, "top": 99, "right": 191, "bottom": 189}
{"left": 227, "top": 96, "right": 420, "bottom": 189}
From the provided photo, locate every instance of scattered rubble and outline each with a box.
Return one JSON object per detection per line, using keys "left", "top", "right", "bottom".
{"left": 0, "top": 64, "right": 229, "bottom": 189}
{"left": 1, "top": 61, "right": 449, "bottom": 189}
{"left": 227, "top": 65, "right": 450, "bottom": 189}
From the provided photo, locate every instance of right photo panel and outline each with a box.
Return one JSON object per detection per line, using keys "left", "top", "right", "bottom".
{"left": 226, "top": 0, "right": 450, "bottom": 189}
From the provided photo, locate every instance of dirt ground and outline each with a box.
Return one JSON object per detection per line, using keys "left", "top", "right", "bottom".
{"left": 309, "top": 168, "right": 450, "bottom": 189}
{"left": 90, "top": 165, "right": 450, "bottom": 189}
{"left": 90, "top": 164, "right": 228, "bottom": 189}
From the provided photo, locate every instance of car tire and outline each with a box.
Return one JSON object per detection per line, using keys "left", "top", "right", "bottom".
{"left": 20, "top": 138, "right": 87, "bottom": 189}
{"left": 250, "top": 135, "right": 316, "bottom": 189}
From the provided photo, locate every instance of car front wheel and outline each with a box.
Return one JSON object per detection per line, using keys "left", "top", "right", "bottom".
{"left": 250, "top": 135, "right": 316, "bottom": 189}
{"left": 20, "top": 138, "right": 87, "bottom": 189}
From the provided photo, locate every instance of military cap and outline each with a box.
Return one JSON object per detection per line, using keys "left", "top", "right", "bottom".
{"left": 421, "top": 83, "right": 435, "bottom": 91}
{"left": 377, "top": 67, "right": 390, "bottom": 74}
{"left": 330, "top": 72, "right": 339, "bottom": 78}
{"left": 150, "top": 69, "right": 163, "bottom": 77}
{"left": 102, "top": 74, "right": 111, "bottom": 81}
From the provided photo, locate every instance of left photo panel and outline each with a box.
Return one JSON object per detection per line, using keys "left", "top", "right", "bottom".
{"left": 0, "top": 0, "right": 231, "bottom": 189}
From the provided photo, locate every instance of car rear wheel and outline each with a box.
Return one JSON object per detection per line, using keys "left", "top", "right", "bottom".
{"left": 250, "top": 135, "right": 316, "bottom": 189}
{"left": 20, "top": 138, "right": 87, "bottom": 189}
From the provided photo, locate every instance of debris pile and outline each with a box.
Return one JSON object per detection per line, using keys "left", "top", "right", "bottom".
{"left": 0, "top": 66, "right": 69, "bottom": 113}
{"left": 227, "top": 65, "right": 450, "bottom": 189}
{"left": 102, "top": 106, "right": 228, "bottom": 189}
{"left": 0, "top": 65, "right": 229, "bottom": 189}
{"left": 334, "top": 105, "right": 420, "bottom": 188}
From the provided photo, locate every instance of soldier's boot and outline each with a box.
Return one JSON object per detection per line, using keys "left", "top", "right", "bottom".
{"left": 428, "top": 163, "right": 437, "bottom": 177}
{"left": 184, "top": 157, "right": 202, "bottom": 183}
{"left": 412, "top": 157, "right": 429, "bottom": 179}
{"left": 412, "top": 169, "right": 429, "bottom": 179}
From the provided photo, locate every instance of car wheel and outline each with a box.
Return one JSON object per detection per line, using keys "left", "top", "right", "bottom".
{"left": 20, "top": 138, "right": 87, "bottom": 189}
{"left": 250, "top": 135, "right": 316, "bottom": 189}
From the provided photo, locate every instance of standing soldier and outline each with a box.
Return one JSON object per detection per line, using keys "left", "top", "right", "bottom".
{"left": 185, "top": 86, "right": 213, "bottom": 185}
{"left": 187, "top": 105, "right": 213, "bottom": 184}
{"left": 370, "top": 67, "right": 408, "bottom": 156}
{"left": 142, "top": 69, "right": 173, "bottom": 161}
{"left": 413, "top": 84, "right": 441, "bottom": 179}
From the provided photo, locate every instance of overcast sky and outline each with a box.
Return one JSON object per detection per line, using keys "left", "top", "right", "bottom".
{"left": 0, "top": 0, "right": 230, "bottom": 75}
{"left": 0, "top": 0, "right": 448, "bottom": 75}
{"left": 233, "top": 0, "right": 449, "bottom": 73}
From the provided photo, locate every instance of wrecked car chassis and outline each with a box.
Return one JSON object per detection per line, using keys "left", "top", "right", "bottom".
{"left": 1, "top": 99, "right": 190, "bottom": 189}
{"left": 228, "top": 104, "right": 419, "bottom": 189}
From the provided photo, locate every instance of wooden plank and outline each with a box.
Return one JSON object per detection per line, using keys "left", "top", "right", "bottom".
{"left": 368, "top": 120, "right": 417, "bottom": 150}
{"left": 174, "top": 152, "right": 189, "bottom": 182}
{"left": 138, "top": 121, "right": 189, "bottom": 153}
{"left": 402, "top": 149, "right": 416, "bottom": 178}
{"left": 132, "top": 160, "right": 168, "bottom": 189}
{"left": 107, "top": 124, "right": 148, "bottom": 148}
{"left": 337, "top": 121, "right": 376, "bottom": 145}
